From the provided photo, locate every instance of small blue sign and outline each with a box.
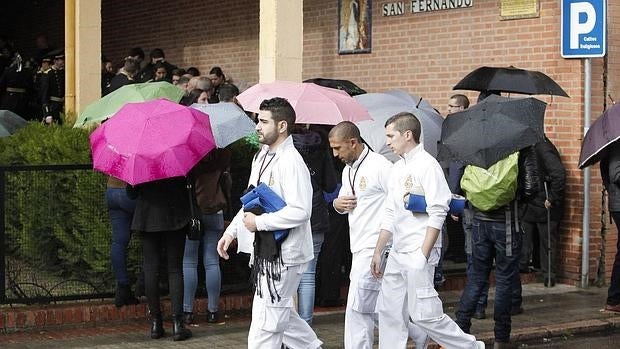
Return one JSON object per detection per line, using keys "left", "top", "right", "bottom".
{"left": 561, "top": 0, "right": 606, "bottom": 58}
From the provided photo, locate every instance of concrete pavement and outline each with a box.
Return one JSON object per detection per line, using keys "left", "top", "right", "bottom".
{"left": 1, "top": 282, "right": 619, "bottom": 348}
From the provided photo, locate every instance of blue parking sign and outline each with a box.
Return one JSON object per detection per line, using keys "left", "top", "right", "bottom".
{"left": 561, "top": 0, "right": 606, "bottom": 58}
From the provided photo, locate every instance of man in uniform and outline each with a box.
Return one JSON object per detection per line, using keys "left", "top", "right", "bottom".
{"left": 371, "top": 112, "right": 484, "bottom": 349}
{"left": 40, "top": 49, "right": 64, "bottom": 124}
{"left": 0, "top": 51, "right": 32, "bottom": 118}
{"left": 217, "top": 97, "right": 322, "bottom": 349}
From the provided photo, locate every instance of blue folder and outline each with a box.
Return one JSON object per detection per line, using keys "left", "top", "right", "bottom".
{"left": 404, "top": 193, "right": 466, "bottom": 215}
{"left": 240, "top": 183, "right": 289, "bottom": 242}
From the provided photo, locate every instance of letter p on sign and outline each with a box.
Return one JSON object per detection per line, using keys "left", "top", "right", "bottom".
{"left": 561, "top": 0, "right": 606, "bottom": 58}
{"left": 570, "top": 3, "right": 595, "bottom": 49}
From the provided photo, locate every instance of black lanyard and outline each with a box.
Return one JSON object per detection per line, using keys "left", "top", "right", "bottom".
{"left": 348, "top": 148, "right": 370, "bottom": 195}
{"left": 257, "top": 150, "right": 276, "bottom": 185}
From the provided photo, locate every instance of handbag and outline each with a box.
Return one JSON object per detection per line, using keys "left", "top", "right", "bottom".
{"left": 186, "top": 179, "right": 203, "bottom": 241}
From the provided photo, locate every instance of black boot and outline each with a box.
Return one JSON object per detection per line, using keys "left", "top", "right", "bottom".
{"left": 172, "top": 314, "right": 192, "bottom": 341}
{"left": 150, "top": 313, "right": 165, "bottom": 339}
{"left": 115, "top": 283, "right": 139, "bottom": 307}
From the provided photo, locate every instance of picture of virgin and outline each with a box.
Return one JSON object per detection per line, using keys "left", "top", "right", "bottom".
{"left": 339, "top": 0, "right": 372, "bottom": 54}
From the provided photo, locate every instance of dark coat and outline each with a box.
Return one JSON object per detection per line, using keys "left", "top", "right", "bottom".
{"left": 40, "top": 67, "right": 64, "bottom": 105}
{"left": 601, "top": 141, "right": 620, "bottom": 212}
{"left": 292, "top": 129, "right": 338, "bottom": 233}
{"left": 104, "top": 73, "right": 134, "bottom": 96}
{"left": 520, "top": 139, "right": 566, "bottom": 222}
{"left": 127, "top": 177, "right": 191, "bottom": 233}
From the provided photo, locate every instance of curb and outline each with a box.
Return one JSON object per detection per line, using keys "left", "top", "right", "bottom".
{"left": 475, "top": 316, "right": 620, "bottom": 345}
{"left": 0, "top": 272, "right": 540, "bottom": 333}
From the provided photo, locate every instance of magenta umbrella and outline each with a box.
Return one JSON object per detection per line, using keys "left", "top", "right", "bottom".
{"left": 237, "top": 80, "right": 371, "bottom": 125}
{"left": 90, "top": 99, "right": 216, "bottom": 185}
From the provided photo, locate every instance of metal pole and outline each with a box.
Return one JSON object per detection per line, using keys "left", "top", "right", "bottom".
{"left": 581, "top": 58, "right": 592, "bottom": 288}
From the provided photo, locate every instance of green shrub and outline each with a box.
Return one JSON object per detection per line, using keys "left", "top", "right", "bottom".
{"left": 0, "top": 122, "right": 258, "bottom": 299}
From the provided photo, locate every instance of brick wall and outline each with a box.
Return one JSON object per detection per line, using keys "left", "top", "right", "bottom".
{"left": 1, "top": 0, "right": 617, "bottom": 285}
{"left": 309, "top": 0, "right": 614, "bottom": 286}
{"left": 101, "top": 0, "right": 259, "bottom": 88}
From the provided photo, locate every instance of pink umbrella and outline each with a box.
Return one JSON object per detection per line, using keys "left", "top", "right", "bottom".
{"left": 90, "top": 99, "right": 216, "bottom": 185}
{"left": 237, "top": 80, "right": 371, "bottom": 125}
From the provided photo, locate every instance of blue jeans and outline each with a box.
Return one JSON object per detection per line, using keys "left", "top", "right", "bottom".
{"left": 106, "top": 187, "right": 136, "bottom": 285}
{"left": 297, "top": 231, "right": 324, "bottom": 325}
{"left": 466, "top": 252, "right": 489, "bottom": 313}
{"left": 183, "top": 212, "right": 225, "bottom": 313}
{"left": 456, "top": 218, "right": 522, "bottom": 343}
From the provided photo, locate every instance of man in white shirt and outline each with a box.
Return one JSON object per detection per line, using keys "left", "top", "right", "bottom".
{"left": 329, "top": 121, "right": 429, "bottom": 349}
{"left": 370, "top": 112, "right": 484, "bottom": 349}
{"left": 217, "top": 97, "right": 322, "bottom": 349}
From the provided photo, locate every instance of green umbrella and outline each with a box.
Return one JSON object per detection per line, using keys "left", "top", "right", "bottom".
{"left": 73, "top": 81, "right": 185, "bottom": 128}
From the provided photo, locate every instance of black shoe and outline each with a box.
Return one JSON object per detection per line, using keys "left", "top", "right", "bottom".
{"left": 473, "top": 310, "right": 486, "bottom": 319}
{"left": 172, "top": 314, "right": 192, "bottom": 341}
{"left": 150, "top": 314, "right": 165, "bottom": 339}
{"left": 207, "top": 311, "right": 219, "bottom": 324}
{"left": 511, "top": 307, "right": 524, "bottom": 316}
{"left": 115, "top": 283, "right": 139, "bottom": 308}
{"left": 182, "top": 312, "right": 194, "bottom": 325}
{"left": 544, "top": 278, "right": 556, "bottom": 287}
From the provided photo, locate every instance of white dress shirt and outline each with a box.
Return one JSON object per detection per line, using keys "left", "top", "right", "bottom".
{"left": 336, "top": 145, "right": 393, "bottom": 253}
{"left": 224, "top": 136, "right": 314, "bottom": 266}
{"left": 380, "top": 144, "right": 451, "bottom": 252}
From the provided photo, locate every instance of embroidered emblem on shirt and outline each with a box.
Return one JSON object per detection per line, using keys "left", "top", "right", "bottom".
{"left": 359, "top": 176, "right": 367, "bottom": 191}
{"left": 404, "top": 174, "right": 413, "bottom": 192}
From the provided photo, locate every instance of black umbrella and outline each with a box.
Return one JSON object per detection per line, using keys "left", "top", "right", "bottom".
{"left": 437, "top": 95, "right": 546, "bottom": 169}
{"left": 303, "top": 78, "right": 367, "bottom": 96}
{"left": 453, "top": 66, "right": 569, "bottom": 97}
{"left": 579, "top": 103, "right": 620, "bottom": 169}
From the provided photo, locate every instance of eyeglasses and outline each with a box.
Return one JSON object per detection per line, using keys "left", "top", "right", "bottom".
{"left": 448, "top": 104, "right": 463, "bottom": 108}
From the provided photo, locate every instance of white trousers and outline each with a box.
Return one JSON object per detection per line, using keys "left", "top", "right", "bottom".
{"left": 248, "top": 263, "right": 323, "bottom": 349}
{"left": 377, "top": 249, "right": 478, "bottom": 349}
{"left": 345, "top": 249, "right": 430, "bottom": 349}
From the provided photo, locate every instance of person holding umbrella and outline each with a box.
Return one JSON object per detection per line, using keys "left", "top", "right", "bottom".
{"left": 518, "top": 137, "right": 566, "bottom": 287}
{"left": 217, "top": 97, "right": 322, "bottom": 349}
{"left": 601, "top": 141, "right": 620, "bottom": 313}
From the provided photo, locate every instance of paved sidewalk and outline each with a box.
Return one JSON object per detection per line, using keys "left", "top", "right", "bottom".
{"left": 1, "top": 283, "right": 619, "bottom": 348}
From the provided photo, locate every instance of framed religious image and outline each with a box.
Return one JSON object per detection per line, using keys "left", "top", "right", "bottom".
{"left": 338, "top": 0, "right": 372, "bottom": 54}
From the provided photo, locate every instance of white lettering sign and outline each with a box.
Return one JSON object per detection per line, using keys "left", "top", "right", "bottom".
{"left": 382, "top": 2, "right": 406, "bottom": 16}
{"left": 411, "top": 0, "right": 473, "bottom": 13}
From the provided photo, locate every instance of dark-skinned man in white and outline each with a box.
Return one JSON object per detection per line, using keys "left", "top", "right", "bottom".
{"left": 217, "top": 97, "right": 322, "bottom": 349}
{"left": 329, "top": 121, "right": 429, "bottom": 349}
{"left": 371, "top": 112, "right": 484, "bottom": 349}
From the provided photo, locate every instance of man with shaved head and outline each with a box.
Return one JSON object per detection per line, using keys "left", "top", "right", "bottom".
{"left": 328, "top": 121, "right": 429, "bottom": 349}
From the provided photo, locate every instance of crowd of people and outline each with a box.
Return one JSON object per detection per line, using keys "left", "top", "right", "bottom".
{"left": 0, "top": 37, "right": 242, "bottom": 125}
{"left": 1, "top": 36, "right": 580, "bottom": 348}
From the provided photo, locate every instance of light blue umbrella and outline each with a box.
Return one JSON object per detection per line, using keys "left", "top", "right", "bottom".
{"left": 354, "top": 90, "right": 443, "bottom": 161}
{"left": 0, "top": 110, "right": 28, "bottom": 137}
{"left": 190, "top": 102, "right": 256, "bottom": 148}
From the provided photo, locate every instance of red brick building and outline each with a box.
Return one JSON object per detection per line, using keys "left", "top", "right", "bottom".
{"left": 1, "top": 0, "right": 619, "bottom": 286}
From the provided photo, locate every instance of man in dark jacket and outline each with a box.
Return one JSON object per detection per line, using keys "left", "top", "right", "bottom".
{"left": 39, "top": 50, "right": 64, "bottom": 124}
{"left": 292, "top": 126, "right": 337, "bottom": 325}
{"left": 601, "top": 141, "right": 620, "bottom": 313}
{"left": 518, "top": 137, "right": 566, "bottom": 287}
{"left": 104, "top": 58, "right": 140, "bottom": 96}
